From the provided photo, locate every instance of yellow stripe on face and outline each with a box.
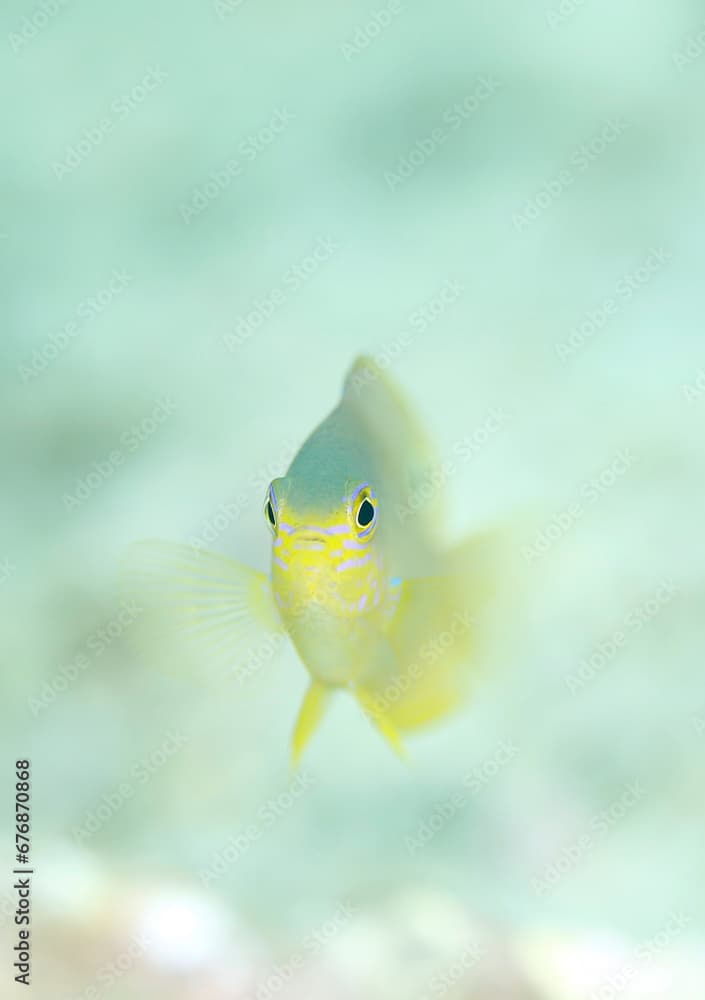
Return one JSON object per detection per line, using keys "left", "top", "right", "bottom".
{"left": 336, "top": 553, "right": 372, "bottom": 573}
{"left": 272, "top": 514, "right": 383, "bottom": 619}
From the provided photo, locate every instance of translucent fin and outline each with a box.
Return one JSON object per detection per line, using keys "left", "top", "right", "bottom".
{"left": 291, "top": 681, "right": 329, "bottom": 766}
{"left": 368, "top": 527, "right": 516, "bottom": 731}
{"left": 383, "top": 576, "right": 474, "bottom": 730}
{"left": 120, "top": 540, "right": 283, "bottom": 682}
{"left": 355, "top": 685, "right": 408, "bottom": 760}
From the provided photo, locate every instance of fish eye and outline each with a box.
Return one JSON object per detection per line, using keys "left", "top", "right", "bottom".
{"left": 351, "top": 485, "right": 377, "bottom": 537}
{"left": 356, "top": 498, "right": 375, "bottom": 528}
{"left": 264, "top": 487, "right": 277, "bottom": 532}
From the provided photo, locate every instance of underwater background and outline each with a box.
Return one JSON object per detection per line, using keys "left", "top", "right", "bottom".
{"left": 2, "top": 0, "right": 704, "bottom": 997}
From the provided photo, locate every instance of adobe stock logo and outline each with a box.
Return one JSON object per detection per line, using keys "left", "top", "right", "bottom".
{"left": 18, "top": 269, "right": 134, "bottom": 383}
{"left": 385, "top": 77, "right": 501, "bottom": 192}
{"left": 8, "top": 0, "right": 68, "bottom": 55}
{"left": 513, "top": 117, "right": 629, "bottom": 230}
{"left": 532, "top": 781, "right": 646, "bottom": 896}
{"left": 179, "top": 107, "right": 295, "bottom": 224}
{"left": 405, "top": 740, "right": 519, "bottom": 856}
{"left": 51, "top": 68, "right": 168, "bottom": 178}
{"left": 340, "top": 0, "right": 404, "bottom": 61}
{"left": 222, "top": 238, "right": 338, "bottom": 350}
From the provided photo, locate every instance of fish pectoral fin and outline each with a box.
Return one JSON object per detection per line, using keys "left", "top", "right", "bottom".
{"left": 120, "top": 539, "right": 283, "bottom": 681}
{"left": 354, "top": 686, "right": 408, "bottom": 762}
{"left": 291, "top": 681, "right": 329, "bottom": 767}
{"left": 376, "top": 527, "right": 517, "bottom": 731}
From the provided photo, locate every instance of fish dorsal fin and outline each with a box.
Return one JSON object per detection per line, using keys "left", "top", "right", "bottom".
{"left": 342, "top": 356, "right": 436, "bottom": 468}
{"left": 342, "top": 356, "right": 445, "bottom": 547}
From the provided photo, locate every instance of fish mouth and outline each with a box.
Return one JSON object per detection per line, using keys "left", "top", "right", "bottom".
{"left": 292, "top": 535, "right": 327, "bottom": 550}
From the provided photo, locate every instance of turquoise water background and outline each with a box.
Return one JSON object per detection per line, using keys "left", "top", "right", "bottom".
{"left": 2, "top": 1, "right": 704, "bottom": 997}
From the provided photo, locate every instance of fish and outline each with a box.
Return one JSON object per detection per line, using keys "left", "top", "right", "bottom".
{"left": 122, "top": 356, "right": 509, "bottom": 764}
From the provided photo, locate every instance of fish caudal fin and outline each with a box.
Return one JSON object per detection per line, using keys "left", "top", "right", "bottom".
{"left": 120, "top": 540, "right": 284, "bottom": 682}
{"left": 291, "top": 681, "right": 329, "bottom": 766}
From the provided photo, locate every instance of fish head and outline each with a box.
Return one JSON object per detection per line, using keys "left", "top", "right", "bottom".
{"left": 264, "top": 474, "right": 384, "bottom": 619}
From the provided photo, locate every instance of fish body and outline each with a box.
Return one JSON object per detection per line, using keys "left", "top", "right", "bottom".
{"left": 125, "top": 357, "right": 502, "bottom": 762}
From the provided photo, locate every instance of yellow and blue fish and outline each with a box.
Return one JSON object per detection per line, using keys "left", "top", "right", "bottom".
{"left": 124, "top": 357, "right": 505, "bottom": 763}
